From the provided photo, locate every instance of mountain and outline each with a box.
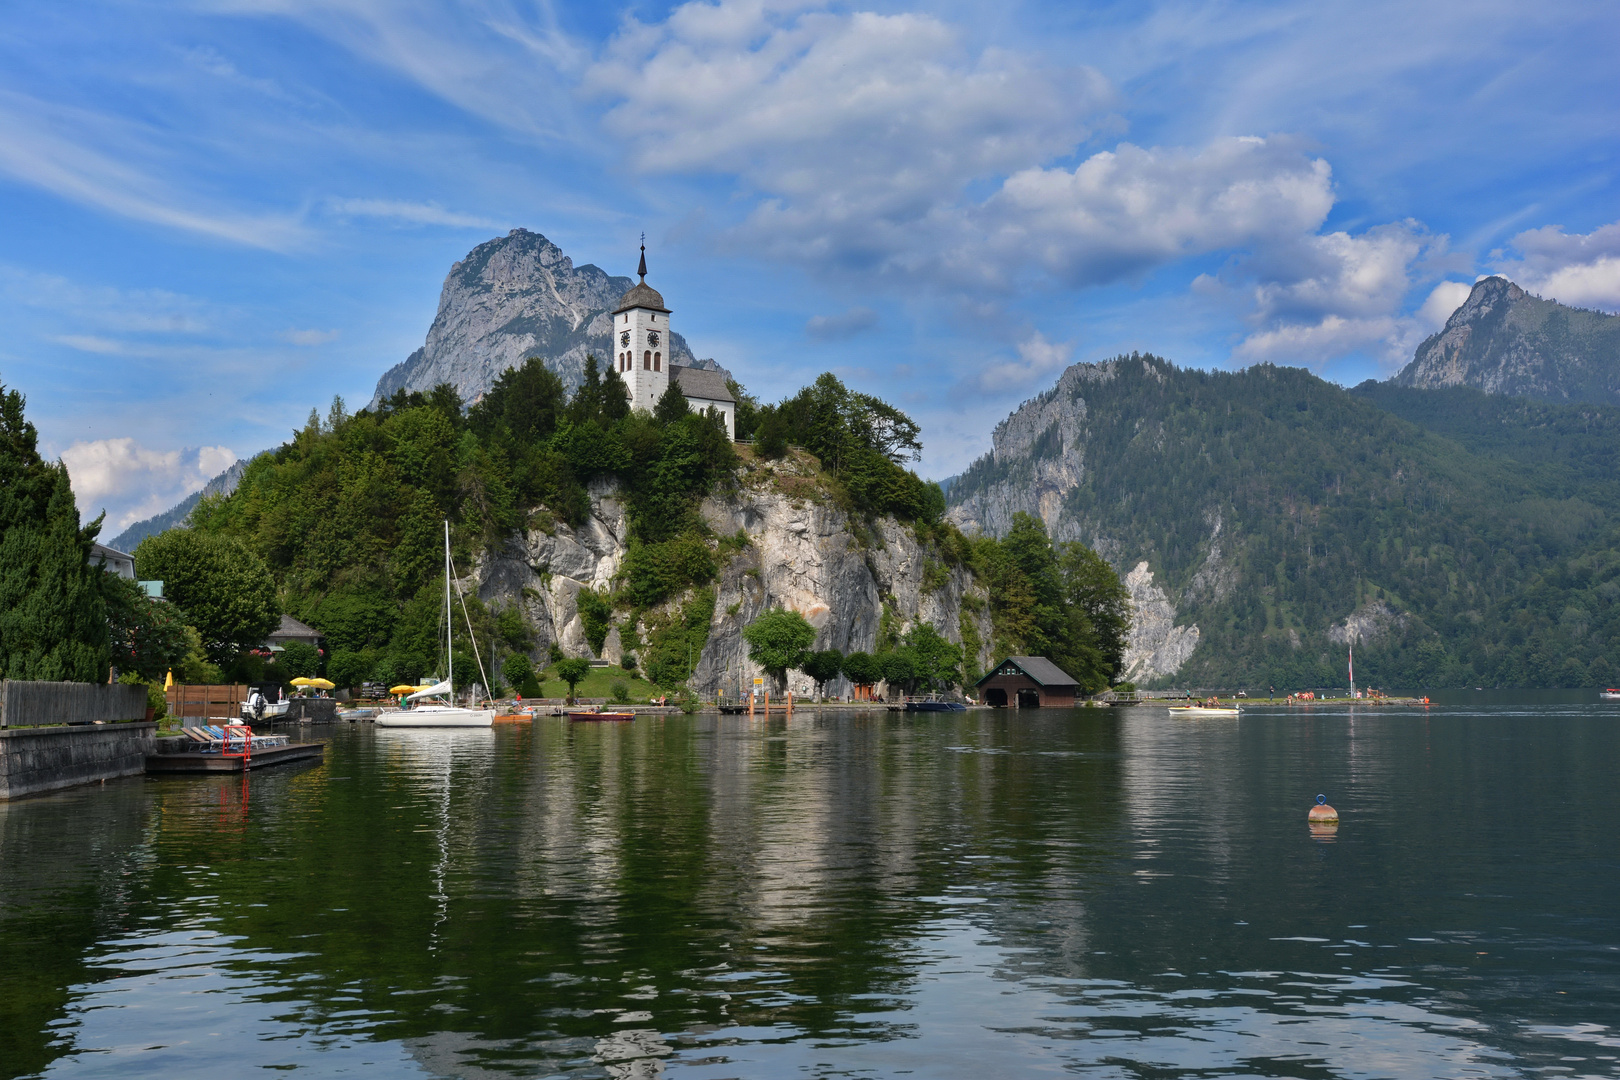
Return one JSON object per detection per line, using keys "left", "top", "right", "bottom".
{"left": 1392, "top": 276, "right": 1620, "bottom": 405}
{"left": 947, "top": 354, "right": 1620, "bottom": 689}
{"left": 108, "top": 456, "right": 254, "bottom": 553}
{"left": 371, "top": 229, "right": 721, "bottom": 407}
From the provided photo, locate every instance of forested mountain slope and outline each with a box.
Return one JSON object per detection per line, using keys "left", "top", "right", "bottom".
{"left": 948, "top": 354, "right": 1620, "bottom": 689}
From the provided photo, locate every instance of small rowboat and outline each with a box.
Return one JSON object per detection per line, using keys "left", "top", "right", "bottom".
{"left": 1168, "top": 705, "right": 1240, "bottom": 717}
{"left": 566, "top": 710, "right": 636, "bottom": 722}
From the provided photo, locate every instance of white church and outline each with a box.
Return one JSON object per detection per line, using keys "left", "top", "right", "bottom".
{"left": 610, "top": 245, "right": 737, "bottom": 440}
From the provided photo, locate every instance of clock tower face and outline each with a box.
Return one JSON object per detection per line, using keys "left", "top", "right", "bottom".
{"left": 620, "top": 331, "right": 630, "bottom": 347}
{"left": 647, "top": 330, "right": 661, "bottom": 348}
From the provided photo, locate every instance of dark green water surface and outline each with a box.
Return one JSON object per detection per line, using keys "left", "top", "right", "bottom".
{"left": 3, "top": 700, "right": 1618, "bottom": 1078}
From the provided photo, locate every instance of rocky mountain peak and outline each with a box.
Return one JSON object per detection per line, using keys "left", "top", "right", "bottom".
{"left": 371, "top": 229, "right": 716, "bottom": 408}
{"left": 1391, "top": 276, "right": 1620, "bottom": 404}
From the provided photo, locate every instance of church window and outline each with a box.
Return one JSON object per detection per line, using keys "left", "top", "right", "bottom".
{"left": 654, "top": 352, "right": 661, "bottom": 371}
{"left": 643, "top": 350, "right": 651, "bottom": 369}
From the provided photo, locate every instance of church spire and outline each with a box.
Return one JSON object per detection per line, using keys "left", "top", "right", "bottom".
{"left": 638, "top": 234, "right": 647, "bottom": 283}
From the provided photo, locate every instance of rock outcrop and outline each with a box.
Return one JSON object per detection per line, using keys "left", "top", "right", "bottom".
{"left": 1118, "top": 562, "right": 1199, "bottom": 684}
{"left": 474, "top": 457, "right": 993, "bottom": 695}
{"left": 1392, "top": 276, "right": 1620, "bottom": 405}
{"left": 371, "top": 229, "right": 720, "bottom": 408}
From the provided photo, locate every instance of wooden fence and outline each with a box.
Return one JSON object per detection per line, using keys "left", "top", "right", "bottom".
{"left": 0, "top": 680, "right": 148, "bottom": 728}
{"left": 165, "top": 684, "right": 249, "bottom": 721}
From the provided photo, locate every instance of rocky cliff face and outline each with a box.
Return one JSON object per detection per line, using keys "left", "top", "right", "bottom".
{"left": 947, "top": 357, "right": 1203, "bottom": 684}
{"left": 474, "top": 456, "right": 993, "bottom": 695}
{"left": 1392, "top": 276, "right": 1620, "bottom": 405}
{"left": 371, "top": 229, "right": 715, "bottom": 408}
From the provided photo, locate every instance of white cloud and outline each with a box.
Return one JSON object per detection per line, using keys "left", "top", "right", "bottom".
{"left": 972, "top": 332, "right": 1074, "bottom": 392}
{"left": 981, "top": 136, "right": 1335, "bottom": 288}
{"left": 0, "top": 90, "right": 310, "bottom": 250}
{"left": 805, "top": 307, "right": 877, "bottom": 342}
{"left": 1418, "top": 280, "right": 1474, "bottom": 331}
{"left": 280, "top": 328, "right": 342, "bottom": 346}
{"left": 327, "top": 198, "right": 501, "bottom": 229}
{"left": 1494, "top": 221, "right": 1620, "bottom": 311}
{"left": 49, "top": 334, "right": 126, "bottom": 354}
{"left": 61, "top": 439, "right": 237, "bottom": 534}
{"left": 592, "top": 0, "right": 1111, "bottom": 277}
{"left": 0, "top": 266, "right": 215, "bottom": 335}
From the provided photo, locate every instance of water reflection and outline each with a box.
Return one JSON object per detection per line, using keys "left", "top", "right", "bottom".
{"left": 0, "top": 704, "right": 1616, "bottom": 1078}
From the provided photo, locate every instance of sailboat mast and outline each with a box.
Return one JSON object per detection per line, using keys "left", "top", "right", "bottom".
{"left": 444, "top": 519, "right": 453, "bottom": 697}
{"left": 1349, "top": 641, "right": 1355, "bottom": 698}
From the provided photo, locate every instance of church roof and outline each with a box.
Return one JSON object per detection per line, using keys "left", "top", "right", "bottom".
{"left": 674, "top": 365, "right": 734, "bottom": 403}
{"left": 613, "top": 281, "right": 669, "bottom": 315}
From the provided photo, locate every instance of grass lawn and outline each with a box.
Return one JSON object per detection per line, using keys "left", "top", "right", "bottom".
{"left": 533, "top": 665, "right": 670, "bottom": 702}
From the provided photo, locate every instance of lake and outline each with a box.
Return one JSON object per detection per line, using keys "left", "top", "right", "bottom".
{"left": 2, "top": 698, "right": 1617, "bottom": 1078}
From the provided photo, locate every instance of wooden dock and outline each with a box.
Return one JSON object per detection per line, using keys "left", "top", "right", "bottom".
{"left": 145, "top": 742, "right": 324, "bottom": 774}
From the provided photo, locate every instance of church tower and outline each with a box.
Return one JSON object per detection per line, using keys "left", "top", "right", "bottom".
{"left": 611, "top": 242, "right": 671, "bottom": 414}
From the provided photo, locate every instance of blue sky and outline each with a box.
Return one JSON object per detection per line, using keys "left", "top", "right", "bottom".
{"left": 2, "top": 0, "right": 1617, "bottom": 533}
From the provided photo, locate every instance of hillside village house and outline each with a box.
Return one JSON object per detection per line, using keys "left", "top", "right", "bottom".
{"left": 612, "top": 245, "right": 737, "bottom": 439}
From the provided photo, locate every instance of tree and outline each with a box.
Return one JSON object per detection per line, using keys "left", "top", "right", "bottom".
{"left": 754, "top": 405, "right": 789, "bottom": 459}
{"left": 279, "top": 641, "right": 322, "bottom": 679}
{"left": 902, "top": 623, "right": 963, "bottom": 692}
{"left": 841, "top": 650, "right": 881, "bottom": 688}
{"left": 1059, "top": 543, "right": 1132, "bottom": 688}
{"left": 555, "top": 657, "right": 591, "bottom": 703}
{"left": 103, "top": 573, "right": 190, "bottom": 682}
{"left": 801, "top": 648, "right": 844, "bottom": 698}
{"left": 742, "top": 609, "right": 815, "bottom": 692}
{"left": 0, "top": 380, "right": 110, "bottom": 682}
{"left": 654, "top": 380, "right": 690, "bottom": 424}
{"left": 503, "top": 653, "right": 542, "bottom": 697}
{"left": 880, "top": 651, "right": 917, "bottom": 696}
{"left": 134, "top": 530, "right": 279, "bottom": 666}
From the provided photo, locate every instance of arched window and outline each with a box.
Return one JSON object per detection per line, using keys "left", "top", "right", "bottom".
{"left": 643, "top": 350, "right": 651, "bottom": 369}
{"left": 654, "top": 352, "right": 661, "bottom": 371}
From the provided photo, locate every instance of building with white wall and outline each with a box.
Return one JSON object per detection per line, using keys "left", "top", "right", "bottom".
{"left": 610, "top": 246, "right": 736, "bottom": 439}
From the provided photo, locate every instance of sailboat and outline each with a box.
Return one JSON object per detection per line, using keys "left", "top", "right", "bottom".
{"left": 377, "top": 522, "right": 495, "bottom": 728}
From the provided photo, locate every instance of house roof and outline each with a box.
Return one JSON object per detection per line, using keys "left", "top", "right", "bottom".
{"left": 269, "top": 614, "right": 321, "bottom": 641}
{"left": 90, "top": 542, "right": 134, "bottom": 565}
{"left": 975, "top": 656, "right": 1079, "bottom": 688}
{"left": 673, "top": 365, "right": 735, "bottom": 403}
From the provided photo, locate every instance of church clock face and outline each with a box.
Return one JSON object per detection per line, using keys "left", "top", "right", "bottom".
{"left": 620, "top": 331, "right": 630, "bottom": 347}
{"left": 647, "top": 330, "right": 661, "bottom": 347}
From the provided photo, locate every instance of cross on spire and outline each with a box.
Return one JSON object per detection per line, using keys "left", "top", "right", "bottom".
{"left": 638, "top": 233, "right": 647, "bottom": 283}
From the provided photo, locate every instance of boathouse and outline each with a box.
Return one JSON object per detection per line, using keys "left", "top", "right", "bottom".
{"left": 976, "top": 656, "right": 1080, "bottom": 708}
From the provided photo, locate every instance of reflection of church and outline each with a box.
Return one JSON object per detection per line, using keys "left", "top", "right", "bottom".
{"left": 611, "top": 244, "right": 737, "bottom": 440}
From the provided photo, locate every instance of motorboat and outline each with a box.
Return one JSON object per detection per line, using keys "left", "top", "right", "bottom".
{"left": 1602, "top": 689, "right": 1620, "bottom": 700}
{"left": 240, "top": 686, "right": 290, "bottom": 723}
{"left": 377, "top": 521, "right": 495, "bottom": 729}
{"left": 904, "top": 696, "right": 967, "bottom": 712}
{"left": 1168, "top": 704, "right": 1240, "bottom": 717}
{"left": 566, "top": 709, "right": 636, "bottom": 722}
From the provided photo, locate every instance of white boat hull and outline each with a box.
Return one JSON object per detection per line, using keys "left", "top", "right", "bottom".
{"left": 1169, "top": 706, "right": 1240, "bottom": 716}
{"left": 375, "top": 705, "right": 495, "bottom": 728}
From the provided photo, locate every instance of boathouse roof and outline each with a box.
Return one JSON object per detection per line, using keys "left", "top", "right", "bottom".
{"left": 975, "top": 656, "right": 1079, "bottom": 688}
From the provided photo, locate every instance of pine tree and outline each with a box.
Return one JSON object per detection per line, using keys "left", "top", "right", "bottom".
{"left": 654, "top": 380, "right": 690, "bottom": 424}
{"left": 0, "top": 380, "right": 111, "bottom": 681}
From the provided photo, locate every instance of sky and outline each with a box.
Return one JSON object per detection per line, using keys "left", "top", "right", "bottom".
{"left": 2, "top": 0, "right": 1617, "bottom": 535}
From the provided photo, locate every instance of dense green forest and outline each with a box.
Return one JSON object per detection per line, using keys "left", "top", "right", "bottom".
{"left": 161, "top": 360, "right": 1022, "bottom": 693}
{"left": 950, "top": 355, "right": 1620, "bottom": 689}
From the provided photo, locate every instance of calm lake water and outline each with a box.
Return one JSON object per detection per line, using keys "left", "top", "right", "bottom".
{"left": 3, "top": 698, "right": 1618, "bottom": 1079}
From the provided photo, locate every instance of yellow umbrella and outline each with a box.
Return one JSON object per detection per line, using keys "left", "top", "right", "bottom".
{"left": 307, "top": 678, "right": 336, "bottom": 690}
{"left": 164, "top": 669, "right": 174, "bottom": 691}
{"left": 389, "top": 684, "right": 418, "bottom": 696}
{"left": 290, "top": 677, "right": 314, "bottom": 687}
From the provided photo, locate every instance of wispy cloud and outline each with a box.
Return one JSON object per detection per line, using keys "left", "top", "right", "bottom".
{"left": 0, "top": 91, "right": 312, "bottom": 250}
{"left": 327, "top": 197, "right": 500, "bottom": 228}
{"left": 280, "top": 327, "right": 342, "bottom": 346}
{"left": 806, "top": 307, "right": 878, "bottom": 342}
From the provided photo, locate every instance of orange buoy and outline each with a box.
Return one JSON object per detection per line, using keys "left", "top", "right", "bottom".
{"left": 1308, "top": 794, "right": 1338, "bottom": 824}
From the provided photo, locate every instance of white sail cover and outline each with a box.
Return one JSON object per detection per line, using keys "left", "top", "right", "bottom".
{"left": 406, "top": 679, "right": 452, "bottom": 702}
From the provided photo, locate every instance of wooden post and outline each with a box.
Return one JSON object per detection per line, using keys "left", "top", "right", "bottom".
{"left": 786, "top": 689, "right": 793, "bottom": 716}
